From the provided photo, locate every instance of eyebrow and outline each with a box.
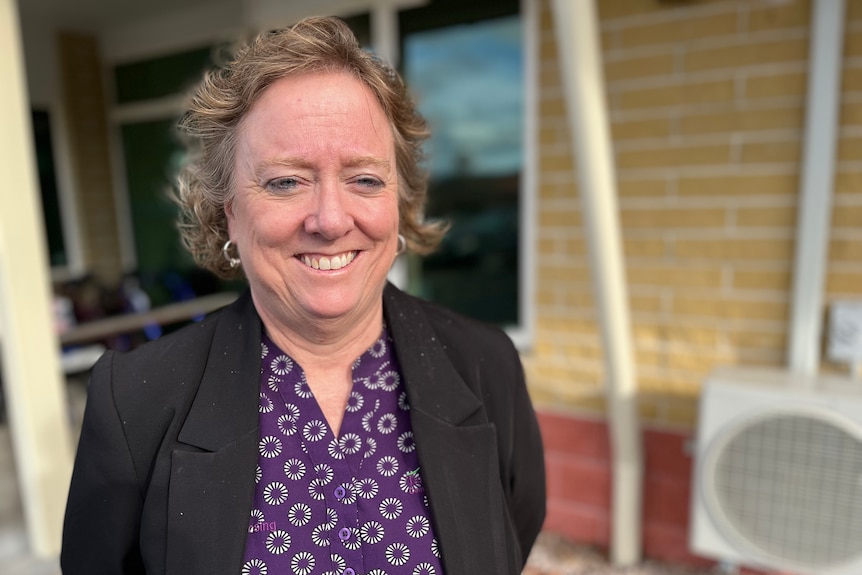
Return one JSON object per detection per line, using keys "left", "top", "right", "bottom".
{"left": 257, "top": 156, "right": 392, "bottom": 171}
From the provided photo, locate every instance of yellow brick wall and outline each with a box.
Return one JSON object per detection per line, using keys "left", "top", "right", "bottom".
{"left": 526, "top": 0, "right": 862, "bottom": 428}
{"left": 58, "top": 32, "right": 123, "bottom": 283}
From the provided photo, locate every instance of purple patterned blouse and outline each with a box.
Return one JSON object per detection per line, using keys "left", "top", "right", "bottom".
{"left": 240, "top": 327, "right": 445, "bottom": 575}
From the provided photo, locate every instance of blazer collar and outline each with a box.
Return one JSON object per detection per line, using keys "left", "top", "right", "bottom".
{"left": 382, "top": 283, "right": 483, "bottom": 426}
{"left": 177, "top": 290, "right": 261, "bottom": 452}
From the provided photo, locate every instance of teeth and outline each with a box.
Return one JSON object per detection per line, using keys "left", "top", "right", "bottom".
{"left": 300, "top": 252, "right": 355, "bottom": 271}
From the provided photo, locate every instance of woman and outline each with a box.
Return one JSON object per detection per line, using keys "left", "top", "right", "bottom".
{"left": 62, "top": 16, "right": 545, "bottom": 575}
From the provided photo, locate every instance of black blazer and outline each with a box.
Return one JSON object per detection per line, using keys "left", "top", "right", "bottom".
{"left": 61, "top": 284, "right": 546, "bottom": 574}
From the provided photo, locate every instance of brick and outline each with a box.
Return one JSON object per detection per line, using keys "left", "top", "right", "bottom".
{"left": 618, "top": 11, "right": 737, "bottom": 49}
{"left": 562, "top": 289, "right": 595, "bottom": 308}
{"left": 634, "top": 323, "right": 722, "bottom": 347}
{"left": 677, "top": 173, "right": 797, "bottom": 197}
{"left": 536, "top": 411, "right": 612, "bottom": 459}
{"left": 733, "top": 268, "right": 792, "bottom": 290}
{"left": 740, "top": 140, "right": 801, "bottom": 164}
{"left": 675, "top": 237, "right": 793, "bottom": 260}
{"left": 725, "top": 329, "right": 787, "bottom": 351}
{"left": 631, "top": 294, "right": 663, "bottom": 313}
{"left": 680, "top": 105, "right": 804, "bottom": 134}
{"left": 830, "top": 238, "right": 862, "bottom": 261}
{"left": 539, "top": 208, "right": 581, "bottom": 228}
{"left": 617, "top": 143, "right": 730, "bottom": 169}
{"left": 539, "top": 151, "right": 575, "bottom": 174}
{"left": 664, "top": 395, "right": 700, "bottom": 428}
{"left": 539, "top": 181, "right": 576, "bottom": 199}
{"left": 536, "top": 316, "right": 598, "bottom": 335}
{"left": 611, "top": 117, "right": 672, "bottom": 141}
{"left": 617, "top": 178, "right": 667, "bottom": 197}
{"left": 537, "top": 237, "right": 558, "bottom": 256}
{"left": 745, "top": 71, "right": 807, "bottom": 100}
{"left": 842, "top": 66, "right": 862, "bottom": 91}
{"left": 638, "top": 372, "right": 704, "bottom": 396}
{"left": 618, "top": 79, "right": 734, "bottom": 110}
{"left": 644, "top": 428, "right": 694, "bottom": 478}
{"left": 530, "top": 363, "right": 601, "bottom": 387}
{"left": 673, "top": 295, "right": 788, "bottom": 321}
{"left": 542, "top": 500, "right": 610, "bottom": 547}
{"left": 839, "top": 136, "right": 862, "bottom": 161}
{"left": 735, "top": 205, "right": 797, "bottom": 227}
{"left": 597, "top": 0, "right": 670, "bottom": 20}
{"left": 827, "top": 271, "right": 862, "bottom": 295}
{"left": 666, "top": 348, "right": 736, "bottom": 372}
{"left": 832, "top": 204, "right": 862, "bottom": 227}
{"left": 539, "top": 34, "right": 558, "bottom": 62}
{"left": 637, "top": 396, "right": 661, "bottom": 422}
{"left": 749, "top": 1, "right": 810, "bottom": 32}
{"left": 546, "top": 455, "right": 612, "bottom": 507}
{"left": 848, "top": 0, "right": 862, "bottom": 22}
{"left": 539, "top": 95, "right": 567, "bottom": 118}
{"left": 643, "top": 474, "right": 692, "bottom": 526}
{"left": 564, "top": 237, "right": 587, "bottom": 255}
{"left": 686, "top": 38, "right": 807, "bottom": 73}
{"left": 839, "top": 100, "right": 862, "bottom": 126}
{"left": 628, "top": 264, "right": 724, "bottom": 288}
{"left": 621, "top": 207, "right": 726, "bottom": 229}
{"left": 539, "top": 63, "right": 561, "bottom": 91}
{"left": 624, "top": 237, "right": 666, "bottom": 257}
{"left": 636, "top": 348, "right": 664, "bottom": 369}
{"left": 834, "top": 171, "right": 862, "bottom": 194}
{"left": 605, "top": 52, "right": 676, "bottom": 82}
{"left": 539, "top": 264, "right": 590, "bottom": 284}
{"left": 643, "top": 522, "right": 712, "bottom": 568}
{"left": 846, "top": 27, "right": 862, "bottom": 57}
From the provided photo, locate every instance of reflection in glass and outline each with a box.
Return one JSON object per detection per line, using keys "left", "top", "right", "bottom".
{"left": 404, "top": 16, "right": 522, "bottom": 325}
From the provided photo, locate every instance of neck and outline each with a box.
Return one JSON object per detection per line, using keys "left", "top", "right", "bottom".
{"left": 252, "top": 290, "right": 385, "bottom": 374}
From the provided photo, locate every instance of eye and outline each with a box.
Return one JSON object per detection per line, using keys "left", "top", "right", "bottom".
{"left": 353, "top": 176, "right": 384, "bottom": 189}
{"left": 266, "top": 177, "right": 299, "bottom": 193}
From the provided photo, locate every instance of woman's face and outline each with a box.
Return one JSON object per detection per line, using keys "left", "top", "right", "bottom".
{"left": 226, "top": 71, "right": 400, "bottom": 329}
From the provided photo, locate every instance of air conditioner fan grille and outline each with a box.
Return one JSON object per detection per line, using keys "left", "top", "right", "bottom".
{"left": 711, "top": 412, "right": 862, "bottom": 569}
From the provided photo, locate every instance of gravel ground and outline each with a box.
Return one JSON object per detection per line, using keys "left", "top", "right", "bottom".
{"left": 525, "top": 532, "right": 718, "bottom": 575}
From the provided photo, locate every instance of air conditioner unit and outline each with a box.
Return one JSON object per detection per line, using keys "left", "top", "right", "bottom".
{"left": 690, "top": 367, "right": 862, "bottom": 575}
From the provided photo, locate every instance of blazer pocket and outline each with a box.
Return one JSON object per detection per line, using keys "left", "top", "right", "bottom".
{"left": 410, "top": 410, "right": 519, "bottom": 575}
{"left": 165, "top": 430, "right": 258, "bottom": 575}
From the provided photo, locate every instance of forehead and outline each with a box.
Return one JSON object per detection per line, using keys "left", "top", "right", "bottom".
{"left": 245, "top": 71, "right": 390, "bottom": 133}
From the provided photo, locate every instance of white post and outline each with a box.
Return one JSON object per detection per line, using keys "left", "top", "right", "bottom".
{"left": 551, "top": 0, "right": 642, "bottom": 566}
{"left": 0, "top": 0, "right": 74, "bottom": 557}
{"left": 787, "top": 0, "right": 845, "bottom": 376}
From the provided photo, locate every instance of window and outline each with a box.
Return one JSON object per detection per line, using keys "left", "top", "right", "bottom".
{"left": 399, "top": 0, "right": 528, "bottom": 329}
{"left": 32, "top": 109, "right": 66, "bottom": 268}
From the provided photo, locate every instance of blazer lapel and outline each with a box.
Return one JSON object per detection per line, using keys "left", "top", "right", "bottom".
{"left": 166, "top": 292, "right": 262, "bottom": 575}
{"left": 383, "top": 285, "right": 514, "bottom": 575}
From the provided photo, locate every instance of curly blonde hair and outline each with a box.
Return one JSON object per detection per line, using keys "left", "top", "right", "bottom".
{"left": 174, "top": 16, "right": 445, "bottom": 279}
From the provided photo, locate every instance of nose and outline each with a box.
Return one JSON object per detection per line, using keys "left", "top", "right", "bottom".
{"left": 304, "top": 180, "right": 354, "bottom": 239}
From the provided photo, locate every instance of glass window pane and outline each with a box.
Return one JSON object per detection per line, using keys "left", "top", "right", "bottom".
{"left": 32, "top": 109, "right": 67, "bottom": 267}
{"left": 403, "top": 15, "right": 522, "bottom": 325}
{"left": 114, "top": 46, "right": 214, "bottom": 104}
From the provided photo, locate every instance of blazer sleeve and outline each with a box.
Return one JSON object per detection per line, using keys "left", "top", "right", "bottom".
{"left": 506, "top": 351, "right": 547, "bottom": 564}
{"left": 61, "top": 351, "right": 146, "bottom": 575}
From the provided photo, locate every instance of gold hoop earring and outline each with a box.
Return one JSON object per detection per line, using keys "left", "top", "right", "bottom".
{"left": 222, "top": 240, "right": 241, "bottom": 268}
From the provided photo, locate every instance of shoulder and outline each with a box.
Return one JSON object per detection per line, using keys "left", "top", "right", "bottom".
{"left": 90, "top": 292, "right": 253, "bottom": 414}
{"left": 385, "top": 284, "right": 516, "bottom": 350}
{"left": 383, "top": 284, "right": 522, "bottom": 385}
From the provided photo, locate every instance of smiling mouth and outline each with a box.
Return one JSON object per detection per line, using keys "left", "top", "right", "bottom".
{"left": 299, "top": 251, "right": 357, "bottom": 270}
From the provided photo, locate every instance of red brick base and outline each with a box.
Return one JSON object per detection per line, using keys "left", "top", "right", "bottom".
{"left": 536, "top": 410, "right": 777, "bottom": 573}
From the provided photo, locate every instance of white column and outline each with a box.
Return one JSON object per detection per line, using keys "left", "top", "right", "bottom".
{"left": 787, "top": 0, "right": 845, "bottom": 376}
{"left": 551, "top": 0, "right": 642, "bottom": 566}
{"left": 0, "top": 0, "right": 74, "bottom": 557}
